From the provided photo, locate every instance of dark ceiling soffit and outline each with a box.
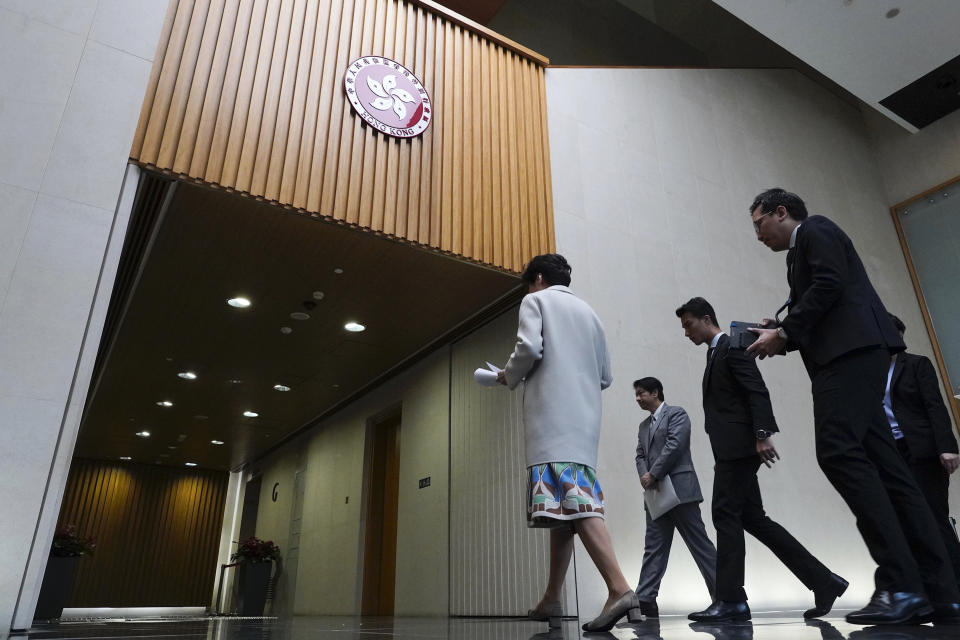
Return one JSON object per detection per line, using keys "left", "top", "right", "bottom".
{"left": 880, "top": 53, "right": 960, "bottom": 129}
{"left": 131, "top": 166, "right": 524, "bottom": 279}
{"left": 241, "top": 283, "right": 523, "bottom": 472}
{"left": 85, "top": 173, "right": 177, "bottom": 416}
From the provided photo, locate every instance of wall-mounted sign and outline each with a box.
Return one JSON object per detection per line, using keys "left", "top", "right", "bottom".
{"left": 344, "top": 56, "right": 431, "bottom": 138}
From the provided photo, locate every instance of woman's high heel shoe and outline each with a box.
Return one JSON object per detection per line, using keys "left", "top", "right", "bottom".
{"left": 528, "top": 600, "right": 563, "bottom": 628}
{"left": 582, "top": 590, "right": 641, "bottom": 632}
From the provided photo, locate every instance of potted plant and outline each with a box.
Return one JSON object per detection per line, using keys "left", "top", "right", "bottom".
{"left": 34, "top": 525, "right": 96, "bottom": 620}
{"left": 231, "top": 537, "right": 279, "bottom": 616}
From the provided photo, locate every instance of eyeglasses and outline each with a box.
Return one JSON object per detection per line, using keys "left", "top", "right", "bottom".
{"left": 752, "top": 210, "right": 775, "bottom": 233}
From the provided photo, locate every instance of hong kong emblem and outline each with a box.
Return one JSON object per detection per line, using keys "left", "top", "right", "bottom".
{"left": 344, "top": 56, "right": 431, "bottom": 138}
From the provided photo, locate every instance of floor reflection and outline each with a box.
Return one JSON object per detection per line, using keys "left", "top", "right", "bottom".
{"left": 16, "top": 612, "right": 960, "bottom": 640}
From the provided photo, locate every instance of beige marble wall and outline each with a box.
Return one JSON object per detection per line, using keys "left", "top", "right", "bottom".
{"left": 0, "top": 1, "right": 169, "bottom": 634}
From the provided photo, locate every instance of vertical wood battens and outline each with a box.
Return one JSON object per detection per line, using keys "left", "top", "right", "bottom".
{"left": 132, "top": 0, "right": 553, "bottom": 273}
{"left": 57, "top": 460, "right": 228, "bottom": 607}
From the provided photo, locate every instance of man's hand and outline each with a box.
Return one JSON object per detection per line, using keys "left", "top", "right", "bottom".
{"left": 941, "top": 453, "right": 959, "bottom": 473}
{"left": 496, "top": 370, "right": 507, "bottom": 386}
{"left": 746, "top": 327, "right": 786, "bottom": 359}
{"left": 756, "top": 438, "right": 780, "bottom": 468}
{"left": 640, "top": 472, "right": 657, "bottom": 489}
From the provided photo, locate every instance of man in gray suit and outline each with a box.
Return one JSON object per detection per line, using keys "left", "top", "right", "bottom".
{"left": 633, "top": 377, "right": 718, "bottom": 618}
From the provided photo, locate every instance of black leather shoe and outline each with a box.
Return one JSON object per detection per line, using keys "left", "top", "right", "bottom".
{"left": 844, "top": 590, "right": 933, "bottom": 625}
{"left": 805, "top": 572, "right": 849, "bottom": 619}
{"left": 688, "top": 600, "right": 751, "bottom": 622}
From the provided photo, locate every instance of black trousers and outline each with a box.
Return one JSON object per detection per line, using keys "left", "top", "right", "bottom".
{"left": 901, "top": 449, "right": 960, "bottom": 588}
{"left": 811, "top": 347, "right": 959, "bottom": 601}
{"left": 713, "top": 456, "right": 832, "bottom": 602}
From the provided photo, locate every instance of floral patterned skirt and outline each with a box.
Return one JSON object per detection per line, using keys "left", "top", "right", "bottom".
{"left": 526, "top": 462, "right": 605, "bottom": 529}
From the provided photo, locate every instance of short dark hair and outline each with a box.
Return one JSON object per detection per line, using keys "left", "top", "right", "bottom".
{"left": 675, "top": 296, "right": 719, "bottom": 328}
{"left": 633, "top": 377, "right": 664, "bottom": 401}
{"left": 889, "top": 313, "right": 906, "bottom": 335}
{"left": 521, "top": 253, "right": 572, "bottom": 287}
{"left": 749, "top": 188, "right": 808, "bottom": 221}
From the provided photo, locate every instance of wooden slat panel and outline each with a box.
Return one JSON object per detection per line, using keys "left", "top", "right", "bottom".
{"left": 132, "top": 0, "right": 553, "bottom": 273}
{"left": 53, "top": 459, "right": 228, "bottom": 607}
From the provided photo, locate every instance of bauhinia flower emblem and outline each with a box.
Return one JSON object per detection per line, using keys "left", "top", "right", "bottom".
{"left": 366, "top": 74, "right": 416, "bottom": 120}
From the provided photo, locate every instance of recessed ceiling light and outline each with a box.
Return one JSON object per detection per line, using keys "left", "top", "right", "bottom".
{"left": 332, "top": 383, "right": 340, "bottom": 389}
{"left": 333, "top": 268, "right": 343, "bottom": 274}
{"left": 211, "top": 440, "right": 224, "bottom": 445}
{"left": 194, "top": 414, "right": 208, "bottom": 420}
{"left": 290, "top": 312, "right": 310, "bottom": 320}
{"left": 273, "top": 384, "right": 291, "bottom": 392}
{"left": 185, "top": 462, "right": 197, "bottom": 467}
{"left": 229, "top": 379, "right": 243, "bottom": 385}
{"left": 243, "top": 411, "right": 259, "bottom": 418}
{"left": 178, "top": 371, "right": 197, "bottom": 380}
{"left": 280, "top": 326, "right": 293, "bottom": 334}
{"left": 167, "top": 446, "right": 177, "bottom": 450}
{"left": 120, "top": 456, "right": 132, "bottom": 461}
{"left": 344, "top": 321, "right": 365, "bottom": 332}
{"left": 313, "top": 291, "right": 325, "bottom": 300}
{"left": 135, "top": 431, "right": 151, "bottom": 438}
{"left": 156, "top": 400, "right": 173, "bottom": 407}
{"left": 227, "top": 297, "right": 251, "bottom": 308}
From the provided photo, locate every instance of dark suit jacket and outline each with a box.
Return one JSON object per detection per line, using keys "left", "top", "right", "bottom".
{"left": 780, "top": 215, "right": 904, "bottom": 370}
{"left": 703, "top": 333, "right": 779, "bottom": 461}
{"left": 891, "top": 352, "right": 958, "bottom": 459}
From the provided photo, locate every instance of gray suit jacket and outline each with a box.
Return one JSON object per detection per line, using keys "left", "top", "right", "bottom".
{"left": 635, "top": 403, "right": 703, "bottom": 504}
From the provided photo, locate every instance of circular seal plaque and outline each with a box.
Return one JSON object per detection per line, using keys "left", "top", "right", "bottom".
{"left": 344, "top": 56, "right": 431, "bottom": 138}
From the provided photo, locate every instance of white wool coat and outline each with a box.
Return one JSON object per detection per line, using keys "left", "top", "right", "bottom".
{"left": 503, "top": 286, "right": 612, "bottom": 468}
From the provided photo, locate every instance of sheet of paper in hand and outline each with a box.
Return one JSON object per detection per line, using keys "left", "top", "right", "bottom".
{"left": 644, "top": 474, "right": 681, "bottom": 520}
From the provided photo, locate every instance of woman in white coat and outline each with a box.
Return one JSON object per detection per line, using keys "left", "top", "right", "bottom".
{"left": 498, "top": 253, "right": 639, "bottom": 632}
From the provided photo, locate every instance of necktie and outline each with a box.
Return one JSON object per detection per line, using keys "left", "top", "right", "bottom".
{"left": 787, "top": 247, "right": 796, "bottom": 288}
{"left": 707, "top": 346, "right": 716, "bottom": 363}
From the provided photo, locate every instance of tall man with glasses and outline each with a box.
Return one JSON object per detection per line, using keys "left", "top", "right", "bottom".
{"left": 746, "top": 188, "right": 960, "bottom": 625}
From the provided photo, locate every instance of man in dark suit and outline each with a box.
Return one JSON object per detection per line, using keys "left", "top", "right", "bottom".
{"left": 677, "top": 297, "right": 847, "bottom": 623}
{"left": 746, "top": 188, "right": 960, "bottom": 625}
{"left": 633, "top": 377, "right": 717, "bottom": 619}
{"left": 887, "top": 313, "right": 960, "bottom": 586}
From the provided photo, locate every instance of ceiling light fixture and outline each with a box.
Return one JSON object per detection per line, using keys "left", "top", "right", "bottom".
{"left": 178, "top": 371, "right": 197, "bottom": 380}
{"left": 229, "top": 379, "right": 244, "bottom": 385}
{"left": 211, "top": 440, "right": 224, "bottom": 445}
{"left": 135, "top": 431, "right": 151, "bottom": 438}
{"left": 156, "top": 400, "right": 173, "bottom": 407}
{"left": 290, "top": 312, "right": 310, "bottom": 320}
{"left": 280, "top": 326, "right": 293, "bottom": 334}
{"left": 120, "top": 456, "right": 132, "bottom": 461}
{"left": 344, "top": 321, "right": 365, "bottom": 332}
{"left": 185, "top": 462, "right": 197, "bottom": 467}
{"left": 333, "top": 268, "right": 343, "bottom": 274}
{"left": 243, "top": 411, "right": 259, "bottom": 418}
{"left": 273, "top": 384, "right": 291, "bottom": 392}
{"left": 313, "top": 291, "right": 325, "bottom": 300}
{"left": 227, "top": 297, "right": 251, "bottom": 308}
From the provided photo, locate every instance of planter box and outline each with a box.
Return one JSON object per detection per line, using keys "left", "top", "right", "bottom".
{"left": 34, "top": 556, "right": 81, "bottom": 620}
{"left": 238, "top": 561, "right": 272, "bottom": 616}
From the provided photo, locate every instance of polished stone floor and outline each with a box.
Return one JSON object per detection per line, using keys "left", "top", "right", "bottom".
{"left": 17, "top": 612, "right": 960, "bottom": 640}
